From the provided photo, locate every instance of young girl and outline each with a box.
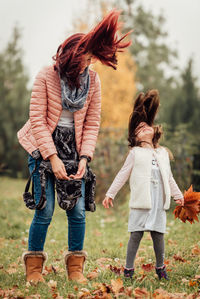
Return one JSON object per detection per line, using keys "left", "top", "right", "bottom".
{"left": 102, "top": 90, "right": 184, "bottom": 280}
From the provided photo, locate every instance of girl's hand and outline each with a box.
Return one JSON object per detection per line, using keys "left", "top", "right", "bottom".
{"left": 49, "top": 154, "right": 70, "bottom": 180}
{"left": 175, "top": 198, "right": 184, "bottom": 206}
{"left": 69, "top": 158, "right": 87, "bottom": 180}
{"left": 102, "top": 196, "right": 114, "bottom": 209}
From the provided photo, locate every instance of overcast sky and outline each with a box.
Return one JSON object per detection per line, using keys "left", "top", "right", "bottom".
{"left": 0, "top": 0, "right": 200, "bottom": 86}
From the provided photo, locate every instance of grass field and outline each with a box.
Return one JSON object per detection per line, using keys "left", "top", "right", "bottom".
{"left": 0, "top": 177, "right": 199, "bottom": 298}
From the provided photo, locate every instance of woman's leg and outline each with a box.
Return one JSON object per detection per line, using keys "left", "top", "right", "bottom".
{"left": 150, "top": 231, "right": 165, "bottom": 267}
{"left": 125, "top": 231, "right": 144, "bottom": 269}
{"left": 66, "top": 179, "right": 86, "bottom": 251}
{"left": 28, "top": 155, "right": 55, "bottom": 251}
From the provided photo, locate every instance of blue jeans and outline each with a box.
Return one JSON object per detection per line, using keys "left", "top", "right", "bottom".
{"left": 28, "top": 154, "right": 86, "bottom": 252}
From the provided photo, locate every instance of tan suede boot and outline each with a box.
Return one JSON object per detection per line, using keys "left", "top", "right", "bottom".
{"left": 22, "top": 251, "right": 47, "bottom": 283}
{"left": 64, "top": 251, "right": 87, "bottom": 283}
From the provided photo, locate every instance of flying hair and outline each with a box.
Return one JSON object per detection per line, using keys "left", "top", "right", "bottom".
{"left": 128, "top": 89, "right": 162, "bottom": 148}
{"left": 53, "top": 10, "right": 131, "bottom": 89}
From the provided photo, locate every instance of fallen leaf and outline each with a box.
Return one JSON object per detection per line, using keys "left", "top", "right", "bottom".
{"left": 111, "top": 277, "right": 124, "bottom": 294}
{"left": 134, "top": 287, "right": 149, "bottom": 298}
{"left": 182, "top": 278, "right": 189, "bottom": 283}
{"left": 109, "top": 264, "right": 124, "bottom": 275}
{"left": 47, "top": 279, "right": 57, "bottom": 288}
{"left": 192, "top": 244, "right": 200, "bottom": 255}
{"left": 168, "top": 239, "right": 177, "bottom": 245}
{"left": 189, "top": 280, "right": 197, "bottom": 287}
{"left": 142, "top": 263, "right": 154, "bottom": 272}
{"left": 67, "top": 293, "right": 76, "bottom": 299}
{"left": 93, "top": 229, "right": 102, "bottom": 236}
{"left": 173, "top": 254, "right": 186, "bottom": 262}
{"left": 125, "top": 286, "right": 133, "bottom": 297}
{"left": 96, "top": 257, "right": 112, "bottom": 264}
{"left": 87, "top": 268, "right": 99, "bottom": 280}
{"left": 6, "top": 268, "right": 17, "bottom": 274}
{"left": 77, "top": 288, "right": 91, "bottom": 298}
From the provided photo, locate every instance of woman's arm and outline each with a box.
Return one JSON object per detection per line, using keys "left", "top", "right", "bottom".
{"left": 80, "top": 72, "right": 101, "bottom": 161}
{"left": 29, "top": 67, "right": 58, "bottom": 160}
{"left": 30, "top": 67, "right": 69, "bottom": 179}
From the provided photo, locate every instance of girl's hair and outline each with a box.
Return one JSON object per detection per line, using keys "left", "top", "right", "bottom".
{"left": 53, "top": 10, "right": 131, "bottom": 89}
{"left": 128, "top": 89, "right": 163, "bottom": 148}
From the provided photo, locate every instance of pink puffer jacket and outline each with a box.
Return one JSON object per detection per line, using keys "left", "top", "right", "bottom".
{"left": 17, "top": 65, "right": 101, "bottom": 160}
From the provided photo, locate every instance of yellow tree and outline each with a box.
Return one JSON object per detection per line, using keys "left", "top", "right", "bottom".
{"left": 93, "top": 51, "right": 136, "bottom": 128}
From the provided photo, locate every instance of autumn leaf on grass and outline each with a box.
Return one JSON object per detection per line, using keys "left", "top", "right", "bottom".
{"left": 189, "top": 280, "right": 198, "bottom": 287}
{"left": 111, "top": 277, "right": 124, "bottom": 295}
{"left": 134, "top": 287, "right": 149, "bottom": 298}
{"left": 43, "top": 265, "right": 55, "bottom": 275}
{"left": 6, "top": 262, "right": 18, "bottom": 274}
{"left": 191, "top": 244, "right": 200, "bottom": 255}
{"left": 168, "top": 239, "right": 177, "bottom": 245}
{"left": 47, "top": 279, "right": 57, "bottom": 288}
{"left": 96, "top": 257, "right": 113, "bottom": 270}
{"left": 92, "top": 283, "right": 113, "bottom": 298}
{"left": 109, "top": 264, "right": 124, "bottom": 275}
{"left": 153, "top": 288, "right": 188, "bottom": 298}
{"left": 77, "top": 288, "right": 91, "bottom": 299}
{"left": 173, "top": 254, "right": 186, "bottom": 262}
{"left": 96, "top": 257, "right": 113, "bottom": 264}
{"left": 142, "top": 263, "right": 154, "bottom": 272}
{"left": 173, "top": 185, "right": 200, "bottom": 224}
{"left": 87, "top": 268, "right": 99, "bottom": 280}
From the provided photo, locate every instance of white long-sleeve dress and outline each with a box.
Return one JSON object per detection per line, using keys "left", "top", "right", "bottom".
{"left": 106, "top": 148, "right": 183, "bottom": 233}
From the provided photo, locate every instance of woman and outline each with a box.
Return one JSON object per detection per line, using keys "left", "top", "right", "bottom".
{"left": 17, "top": 10, "right": 131, "bottom": 283}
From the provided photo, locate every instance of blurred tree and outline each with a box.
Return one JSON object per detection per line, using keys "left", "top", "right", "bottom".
{"left": 93, "top": 52, "right": 136, "bottom": 128}
{"left": 170, "top": 58, "right": 200, "bottom": 132}
{"left": 81, "top": 0, "right": 180, "bottom": 122}
{"left": 116, "top": 0, "right": 180, "bottom": 123}
{"left": 170, "top": 58, "right": 200, "bottom": 191}
{"left": 0, "top": 26, "right": 29, "bottom": 177}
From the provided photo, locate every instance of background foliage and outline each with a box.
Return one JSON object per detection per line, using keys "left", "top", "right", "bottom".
{"left": 0, "top": 0, "right": 200, "bottom": 198}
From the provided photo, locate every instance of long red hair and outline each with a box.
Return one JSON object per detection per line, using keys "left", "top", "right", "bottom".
{"left": 53, "top": 10, "right": 131, "bottom": 89}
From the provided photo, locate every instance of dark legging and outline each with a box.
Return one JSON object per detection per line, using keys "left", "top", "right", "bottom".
{"left": 125, "top": 231, "right": 165, "bottom": 269}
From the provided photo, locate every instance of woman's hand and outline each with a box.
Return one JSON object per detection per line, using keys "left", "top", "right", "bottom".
{"left": 102, "top": 196, "right": 114, "bottom": 209}
{"left": 69, "top": 158, "right": 87, "bottom": 180}
{"left": 175, "top": 198, "right": 184, "bottom": 206}
{"left": 49, "top": 154, "right": 70, "bottom": 180}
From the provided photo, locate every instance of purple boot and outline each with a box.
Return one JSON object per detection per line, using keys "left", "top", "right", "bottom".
{"left": 155, "top": 265, "right": 169, "bottom": 280}
{"left": 124, "top": 267, "right": 134, "bottom": 279}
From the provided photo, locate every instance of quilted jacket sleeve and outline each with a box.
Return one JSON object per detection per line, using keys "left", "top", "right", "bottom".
{"left": 29, "top": 67, "right": 57, "bottom": 160}
{"left": 80, "top": 72, "right": 101, "bottom": 160}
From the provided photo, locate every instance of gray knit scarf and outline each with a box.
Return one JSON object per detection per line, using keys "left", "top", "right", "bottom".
{"left": 60, "top": 67, "right": 90, "bottom": 112}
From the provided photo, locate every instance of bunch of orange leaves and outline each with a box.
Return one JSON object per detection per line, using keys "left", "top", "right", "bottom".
{"left": 173, "top": 185, "right": 200, "bottom": 224}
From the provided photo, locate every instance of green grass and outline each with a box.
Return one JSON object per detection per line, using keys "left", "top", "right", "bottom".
{"left": 0, "top": 177, "right": 200, "bottom": 298}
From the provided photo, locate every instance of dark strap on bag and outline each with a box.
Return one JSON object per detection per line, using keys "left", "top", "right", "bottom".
{"left": 23, "top": 150, "right": 47, "bottom": 210}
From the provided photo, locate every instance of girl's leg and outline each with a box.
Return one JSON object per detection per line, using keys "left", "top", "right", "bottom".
{"left": 28, "top": 155, "right": 55, "bottom": 251}
{"left": 66, "top": 179, "right": 86, "bottom": 251}
{"left": 150, "top": 231, "right": 165, "bottom": 267}
{"left": 125, "top": 231, "right": 144, "bottom": 269}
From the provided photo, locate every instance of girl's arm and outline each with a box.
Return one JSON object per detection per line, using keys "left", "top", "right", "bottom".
{"left": 106, "top": 150, "right": 135, "bottom": 200}
{"left": 169, "top": 170, "right": 184, "bottom": 205}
